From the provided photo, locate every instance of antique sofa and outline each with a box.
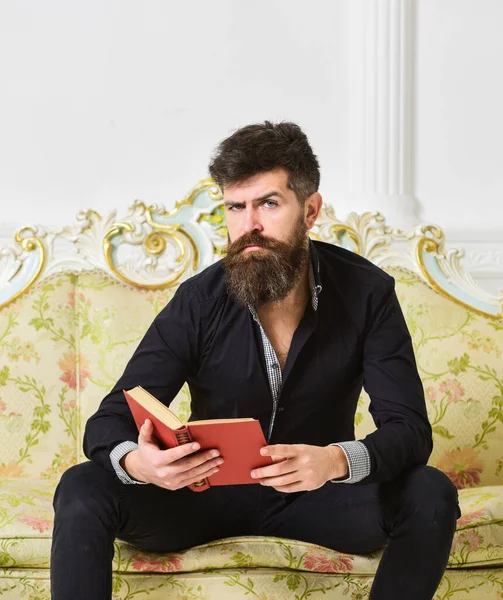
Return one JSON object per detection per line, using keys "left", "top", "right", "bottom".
{"left": 0, "top": 179, "right": 502, "bottom": 599}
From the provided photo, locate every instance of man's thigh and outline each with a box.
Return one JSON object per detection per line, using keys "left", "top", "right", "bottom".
{"left": 257, "top": 481, "right": 388, "bottom": 555}
{"left": 58, "top": 461, "right": 260, "bottom": 553}
{"left": 117, "top": 480, "right": 263, "bottom": 552}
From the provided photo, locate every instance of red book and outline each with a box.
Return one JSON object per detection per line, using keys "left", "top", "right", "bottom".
{"left": 123, "top": 386, "right": 273, "bottom": 492}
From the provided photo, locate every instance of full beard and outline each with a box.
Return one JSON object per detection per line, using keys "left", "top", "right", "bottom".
{"left": 223, "top": 217, "right": 310, "bottom": 308}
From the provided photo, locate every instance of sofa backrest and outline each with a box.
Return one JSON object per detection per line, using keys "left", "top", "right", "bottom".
{"left": 358, "top": 268, "right": 503, "bottom": 489}
{"left": 1, "top": 181, "right": 502, "bottom": 489}
{"left": 0, "top": 273, "right": 77, "bottom": 479}
{"left": 2, "top": 268, "right": 501, "bottom": 488}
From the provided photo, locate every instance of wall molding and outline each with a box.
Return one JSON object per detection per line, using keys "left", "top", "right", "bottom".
{"left": 464, "top": 249, "right": 503, "bottom": 273}
{"left": 443, "top": 229, "right": 503, "bottom": 287}
{"left": 349, "top": 0, "right": 420, "bottom": 228}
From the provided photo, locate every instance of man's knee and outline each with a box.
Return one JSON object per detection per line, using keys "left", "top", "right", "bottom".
{"left": 53, "top": 461, "right": 117, "bottom": 520}
{"left": 398, "top": 465, "right": 461, "bottom": 522}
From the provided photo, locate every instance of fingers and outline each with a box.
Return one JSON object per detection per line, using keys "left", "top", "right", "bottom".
{"left": 269, "top": 455, "right": 288, "bottom": 464}
{"left": 138, "top": 419, "right": 156, "bottom": 446}
{"left": 251, "top": 457, "right": 297, "bottom": 480}
{"left": 161, "top": 440, "right": 203, "bottom": 463}
{"left": 177, "top": 450, "right": 223, "bottom": 475}
{"left": 257, "top": 469, "right": 305, "bottom": 488}
{"left": 139, "top": 422, "right": 206, "bottom": 463}
{"left": 137, "top": 424, "right": 226, "bottom": 489}
{"left": 156, "top": 447, "right": 223, "bottom": 486}
{"left": 180, "top": 448, "right": 221, "bottom": 470}
{"left": 178, "top": 460, "right": 222, "bottom": 487}
{"left": 270, "top": 481, "right": 307, "bottom": 493}
{"left": 260, "top": 444, "right": 302, "bottom": 458}
{"left": 255, "top": 470, "right": 302, "bottom": 488}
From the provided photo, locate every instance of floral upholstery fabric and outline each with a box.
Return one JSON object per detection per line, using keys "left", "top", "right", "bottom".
{"left": 0, "top": 477, "right": 501, "bottom": 571}
{"left": 355, "top": 268, "right": 503, "bottom": 489}
{"left": 74, "top": 272, "right": 190, "bottom": 465}
{"left": 0, "top": 568, "right": 502, "bottom": 600}
{"left": 0, "top": 274, "right": 78, "bottom": 480}
{"left": 1, "top": 267, "right": 503, "bottom": 599}
{"left": 0, "top": 477, "right": 502, "bottom": 598}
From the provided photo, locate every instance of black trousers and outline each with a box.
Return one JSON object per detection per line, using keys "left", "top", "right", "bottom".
{"left": 51, "top": 461, "right": 461, "bottom": 600}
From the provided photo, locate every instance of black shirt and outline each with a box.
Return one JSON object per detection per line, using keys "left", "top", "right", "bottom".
{"left": 83, "top": 240, "right": 433, "bottom": 484}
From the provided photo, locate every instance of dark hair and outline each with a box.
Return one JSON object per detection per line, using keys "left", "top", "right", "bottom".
{"left": 209, "top": 121, "right": 320, "bottom": 204}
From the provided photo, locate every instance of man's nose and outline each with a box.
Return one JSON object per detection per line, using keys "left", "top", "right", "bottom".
{"left": 243, "top": 208, "right": 264, "bottom": 234}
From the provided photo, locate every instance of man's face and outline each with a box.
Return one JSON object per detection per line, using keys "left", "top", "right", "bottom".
{"left": 222, "top": 168, "right": 310, "bottom": 307}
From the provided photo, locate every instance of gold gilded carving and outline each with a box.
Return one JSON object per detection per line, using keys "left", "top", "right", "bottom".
{"left": 146, "top": 178, "right": 222, "bottom": 220}
{"left": 197, "top": 204, "right": 228, "bottom": 256}
{"left": 330, "top": 224, "right": 362, "bottom": 254}
{"left": 140, "top": 222, "right": 199, "bottom": 271}
{"left": 0, "top": 227, "right": 46, "bottom": 310}
{"left": 313, "top": 208, "right": 384, "bottom": 259}
{"left": 143, "top": 232, "right": 167, "bottom": 256}
{"left": 415, "top": 226, "right": 502, "bottom": 321}
{"left": 103, "top": 219, "right": 198, "bottom": 290}
{"left": 1, "top": 178, "right": 501, "bottom": 320}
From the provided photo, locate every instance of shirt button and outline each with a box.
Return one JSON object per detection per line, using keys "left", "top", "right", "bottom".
{"left": 272, "top": 363, "right": 280, "bottom": 369}
{"left": 278, "top": 406, "right": 284, "bottom": 412}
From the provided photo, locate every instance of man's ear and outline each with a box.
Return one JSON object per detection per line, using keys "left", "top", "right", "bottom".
{"left": 305, "top": 192, "right": 323, "bottom": 229}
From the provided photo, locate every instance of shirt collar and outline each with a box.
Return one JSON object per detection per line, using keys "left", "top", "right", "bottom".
{"left": 308, "top": 238, "right": 323, "bottom": 311}
{"left": 249, "top": 239, "right": 323, "bottom": 319}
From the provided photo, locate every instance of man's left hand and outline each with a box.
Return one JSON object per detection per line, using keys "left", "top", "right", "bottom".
{"left": 251, "top": 444, "right": 349, "bottom": 493}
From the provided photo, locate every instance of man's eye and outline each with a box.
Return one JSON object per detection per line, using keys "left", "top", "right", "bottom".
{"left": 264, "top": 200, "right": 278, "bottom": 208}
{"left": 226, "top": 205, "right": 243, "bottom": 211}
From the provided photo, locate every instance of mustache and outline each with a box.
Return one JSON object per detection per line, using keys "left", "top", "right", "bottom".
{"left": 223, "top": 232, "right": 286, "bottom": 256}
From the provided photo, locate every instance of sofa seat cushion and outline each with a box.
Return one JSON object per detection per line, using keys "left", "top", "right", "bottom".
{"left": 1, "top": 478, "right": 502, "bottom": 571}
{"left": 2, "top": 568, "right": 503, "bottom": 600}
{"left": 0, "top": 477, "right": 55, "bottom": 569}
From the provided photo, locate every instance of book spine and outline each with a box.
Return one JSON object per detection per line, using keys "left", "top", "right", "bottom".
{"left": 174, "top": 427, "right": 210, "bottom": 492}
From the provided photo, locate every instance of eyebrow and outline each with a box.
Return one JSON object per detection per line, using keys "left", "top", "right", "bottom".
{"left": 224, "top": 191, "right": 284, "bottom": 206}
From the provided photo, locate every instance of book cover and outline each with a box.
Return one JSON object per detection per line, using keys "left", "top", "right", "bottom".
{"left": 123, "top": 386, "right": 273, "bottom": 491}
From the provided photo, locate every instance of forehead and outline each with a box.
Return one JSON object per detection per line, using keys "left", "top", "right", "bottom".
{"left": 223, "top": 168, "right": 291, "bottom": 199}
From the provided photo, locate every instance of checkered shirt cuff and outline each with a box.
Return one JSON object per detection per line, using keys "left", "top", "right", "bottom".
{"left": 110, "top": 441, "right": 147, "bottom": 485}
{"left": 329, "top": 441, "right": 371, "bottom": 484}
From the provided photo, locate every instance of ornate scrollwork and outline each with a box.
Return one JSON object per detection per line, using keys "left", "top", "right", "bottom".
{"left": 143, "top": 232, "right": 167, "bottom": 256}
{"left": 309, "top": 206, "right": 502, "bottom": 319}
{"left": 102, "top": 208, "right": 200, "bottom": 290}
{"left": 0, "top": 178, "right": 501, "bottom": 319}
{"left": 414, "top": 224, "right": 502, "bottom": 320}
{"left": 197, "top": 204, "right": 228, "bottom": 256}
{"left": 103, "top": 212, "right": 199, "bottom": 290}
{"left": 0, "top": 226, "right": 46, "bottom": 309}
{"left": 312, "top": 207, "right": 409, "bottom": 266}
{"left": 0, "top": 180, "right": 222, "bottom": 306}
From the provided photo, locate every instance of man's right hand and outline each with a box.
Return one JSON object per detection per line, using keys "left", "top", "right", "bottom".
{"left": 121, "top": 419, "right": 223, "bottom": 490}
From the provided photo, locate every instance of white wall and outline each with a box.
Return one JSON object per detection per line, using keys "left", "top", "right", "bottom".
{"left": 414, "top": 0, "right": 503, "bottom": 294}
{"left": 0, "top": 0, "right": 349, "bottom": 226}
{"left": 0, "top": 0, "right": 502, "bottom": 294}
{"left": 415, "top": 0, "right": 503, "bottom": 228}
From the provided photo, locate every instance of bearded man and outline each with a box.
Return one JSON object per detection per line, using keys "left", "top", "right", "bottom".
{"left": 51, "top": 122, "right": 461, "bottom": 600}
